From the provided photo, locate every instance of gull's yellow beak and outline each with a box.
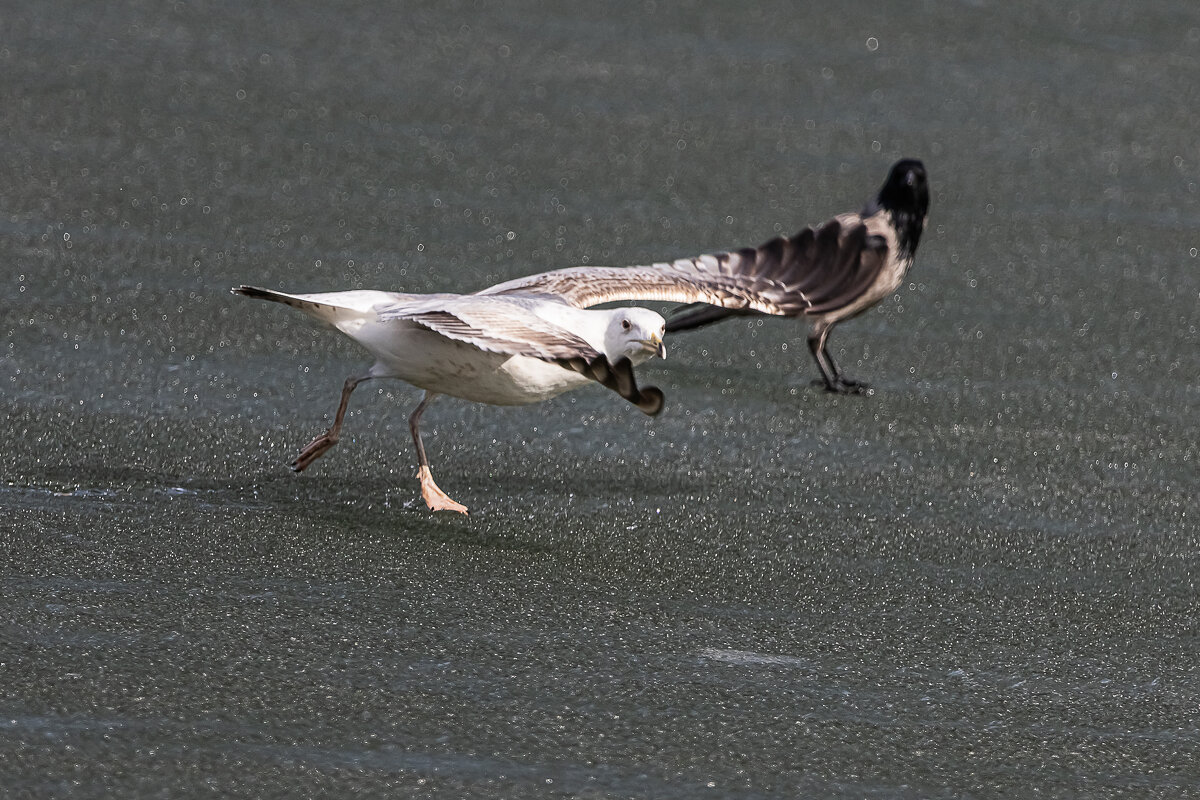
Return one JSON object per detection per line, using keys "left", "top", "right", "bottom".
{"left": 640, "top": 333, "right": 666, "bottom": 359}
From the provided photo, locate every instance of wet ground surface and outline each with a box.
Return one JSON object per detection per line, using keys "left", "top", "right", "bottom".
{"left": 3, "top": 1, "right": 1199, "bottom": 797}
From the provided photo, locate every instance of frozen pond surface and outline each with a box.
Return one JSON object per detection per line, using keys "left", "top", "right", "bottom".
{"left": 3, "top": 1, "right": 1199, "bottom": 797}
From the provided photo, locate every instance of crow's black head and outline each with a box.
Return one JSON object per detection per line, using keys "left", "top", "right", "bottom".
{"left": 869, "top": 158, "right": 929, "bottom": 258}
{"left": 878, "top": 159, "right": 929, "bottom": 216}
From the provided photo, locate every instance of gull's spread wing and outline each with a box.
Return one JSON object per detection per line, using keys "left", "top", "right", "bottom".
{"left": 476, "top": 214, "right": 890, "bottom": 319}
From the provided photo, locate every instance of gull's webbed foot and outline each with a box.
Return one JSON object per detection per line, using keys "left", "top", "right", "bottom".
{"left": 417, "top": 465, "right": 468, "bottom": 515}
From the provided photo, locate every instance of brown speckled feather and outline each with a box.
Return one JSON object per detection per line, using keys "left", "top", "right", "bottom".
{"left": 477, "top": 260, "right": 790, "bottom": 314}
{"left": 476, "top": 213, "right": 890, "bottom": 320}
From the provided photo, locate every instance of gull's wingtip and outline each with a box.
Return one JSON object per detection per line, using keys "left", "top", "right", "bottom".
{"left": 638, "top": 386, "right": 666, "bottom": 417}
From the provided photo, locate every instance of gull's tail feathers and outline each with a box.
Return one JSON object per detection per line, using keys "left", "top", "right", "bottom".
{"left": 231, "top": 286, "right": 407, "bottom": 326}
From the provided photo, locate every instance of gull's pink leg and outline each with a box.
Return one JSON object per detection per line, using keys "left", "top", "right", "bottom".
{"left": 409, "top": 392, "right": 467, "bottom": 514}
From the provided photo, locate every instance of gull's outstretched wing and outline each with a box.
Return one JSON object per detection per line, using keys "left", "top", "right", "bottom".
{"left": 476, "top": 213, "right": 891, "bottom": 321}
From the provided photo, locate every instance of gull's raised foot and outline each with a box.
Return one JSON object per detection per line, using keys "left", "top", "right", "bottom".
{"left": 290, "top": 431, "right": 338, "bottom": 472}
{"left": 417, "top": 465, "right": 468, "bottom": 515}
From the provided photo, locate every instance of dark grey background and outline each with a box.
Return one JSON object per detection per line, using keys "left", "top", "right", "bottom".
{"left": 3, "top": 1, "right": 1198, "bottom": 797}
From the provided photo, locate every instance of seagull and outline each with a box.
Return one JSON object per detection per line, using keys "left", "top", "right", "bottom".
{"left": 231, "top": 287, "right": 670, "bottom": 514}
{"left": 661, "top": 158, "right": 930, "bottom": 393}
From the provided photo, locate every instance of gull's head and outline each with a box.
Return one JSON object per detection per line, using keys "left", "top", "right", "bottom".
{"left": 606, "top": 307, "right": 667, "bottom": 365}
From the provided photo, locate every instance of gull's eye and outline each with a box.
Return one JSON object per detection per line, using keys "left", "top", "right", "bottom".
{"left": 621, "top": 319, "right": 631, "bottom": 331}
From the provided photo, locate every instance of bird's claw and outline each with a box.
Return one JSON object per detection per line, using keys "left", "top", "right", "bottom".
{"left": 291, "top": 432, "right": 337, "bottom": 472}
{"left": 811, "top": 378, "right": 872, "bottom": 395}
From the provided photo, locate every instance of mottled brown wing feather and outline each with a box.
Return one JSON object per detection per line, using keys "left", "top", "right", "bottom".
{"left": 478, "top": 263, "right": 783, "bottom": 315}
{"left": 805, "top": 234, "right": 890, "bottom": 314}
{"left": 477, "top": 212, "right": 888, "bottom": 321}
{"left": 797, "top": 221, "right": 868, "bottom": 306}
{"left": 786, "top": 223, "right": 843, "bottom": 297}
